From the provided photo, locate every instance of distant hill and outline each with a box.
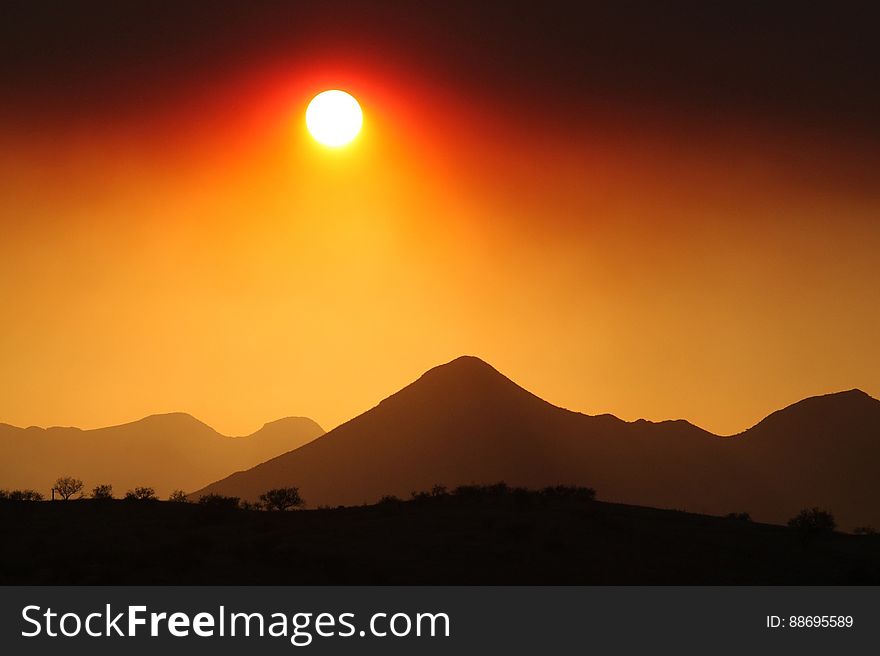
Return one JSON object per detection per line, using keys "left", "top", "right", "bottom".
{"left": 0, "top": 413, "right": 324, "bottom": 498}
{"left": 194, "top": 356, "right": 880, "bottom": 530}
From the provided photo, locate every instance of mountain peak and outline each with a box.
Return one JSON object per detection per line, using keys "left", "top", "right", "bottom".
{"left": 247, "top": 416, "right": 325, "bottom": 441}
{"left": 834, "top": 388, "right": 874, "bottom": 400}
{"left": 129, "top": 412, "right": 216, "bottom": 432}
{"left": 745, "top": 387, "right": 880, "bottom": 435}
{"left": 397, "top": 355, "right": 532, "bottom": 405}
{"left": 785, "top": 388, "right": 877, "bottom": 408}
{"left": 421, "top": 355, "right": 502, "bottom": 379}
{"left": 257, "top": 416, "right": 324, "bottom": 431}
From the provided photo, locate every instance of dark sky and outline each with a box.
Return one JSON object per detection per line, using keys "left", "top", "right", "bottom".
{"left": 2, "top": 1, "right": 879, "bottom": 137}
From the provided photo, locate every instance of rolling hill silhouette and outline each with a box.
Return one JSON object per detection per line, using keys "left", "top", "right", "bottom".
{"left": 194, "top": 356, "right": 880, "bottom": 530}
{"left": 0, "top": 413, "right": 324, "bottom": 498}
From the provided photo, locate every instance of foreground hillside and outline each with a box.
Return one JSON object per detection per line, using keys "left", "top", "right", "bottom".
{"left": 0, "top": 413, "right": 324, "bottom": 498}
{"left": 2, "top": 493, "right": 877, "bottom": 585}
{"left": 195, "top": 356, "right": 880, "bottom": 529}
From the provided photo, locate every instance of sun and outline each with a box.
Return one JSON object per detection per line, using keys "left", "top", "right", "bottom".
{"left": 306, "top": 90, "right": 363, "bottom": 147}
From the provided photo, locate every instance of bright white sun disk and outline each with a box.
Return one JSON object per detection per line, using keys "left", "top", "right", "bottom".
{"left": 306, "top": 90, "right": 363, "bottom": 147}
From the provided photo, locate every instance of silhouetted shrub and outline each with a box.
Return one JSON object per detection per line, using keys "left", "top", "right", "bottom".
{"left": 4, "top": 489, "right": 43, "bottom": 502}
{"left": 168, "top": 490, "right": 189, "bottom": 503}
{"left": 378, "top": 495, "right": 402, "bottom": 505}
{"left": 403, "top": 482, "right": 599, "bottom": 507}
{"left": 486, "top": 482, "right": 509, "bottom": 496}
{"left": 453, "top": 484, "right": 487, "bottom": 500}
{"left": 788, "top": 508, "right": 836, "bottom": 534}
{"left": 91, "top": 484, "right": 113, "bottom": 500}
{"left": 540, "top": 485, "right": 596, "bottom": 501}
{"left": 54, "top": 476, "right": 83, "bottom": 500}
{"left": 259, "top": 488, "right": 303, "bottom": 511}
{"left": 725, "top": 512, "right": 752, "bottom": 522}
{"left": 239, "top": 500, "right": 263, "bottom": 511}
{"left": 198, "top": 494, "right": 241, "bottom": 509}
{"left": 853, "top": 526, "right": 877, "bottom": 536}
{"left": 451, "top": 482, "right": 518, "bottom": 501}
{"left": 124, "top": 486, "right": 157, "bottom": 501}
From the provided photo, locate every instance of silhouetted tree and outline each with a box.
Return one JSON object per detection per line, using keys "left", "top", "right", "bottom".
{"left": 453, "top": 484, "right": 485, "bottom": 500}
{"left": 239, "top": 500, "right": 263, "bottom": 511}
{"left": 54, "top": 476, "right": 84, "bottom": 500}
{"left": 198, "top": 493, "right": 241, "bottom": 509}
{"left": 91, "top": 484, "right": 113, "bottom": 500}
{"left": 788, "top": 507, "right": 836, "bottom": 534}
{"left": 487, "top": 482, "right": 510, "bottom": 495}
{"left": 168, "top": 490, "right": 189, "bottom": 503}
{"left": 124, "top": 486, "right": 157, "bottom": 501}
{"left": 410, "top": 490, "right": 431, "bottom": 504}
{"left": 725, "top": 512, "right": 752, "bottom": 521}
{"left": 853, "top": 526, "right": 877, "bottom": 536}
{"left": 6, "top": 489, "right": 43, "bottom": 501}
{"left": 431, "top": 484, "right": 448, "bottom": 497}
{"left": 259, "top": 487, "right": 303, "bottom": 511}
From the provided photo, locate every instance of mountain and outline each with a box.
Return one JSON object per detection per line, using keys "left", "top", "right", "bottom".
{"left": 0, "top": 413, "right": 324, "bottom": 498}
{"left": 720, "top": 389, "right": 880, "bottom": 530}
{"left": 194, "top": 356, "right": 880, "bottom": 530}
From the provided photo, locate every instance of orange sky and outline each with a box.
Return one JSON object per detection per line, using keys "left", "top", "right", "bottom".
{"left": 1, "top": 52, "right": 878, "bottom": 437}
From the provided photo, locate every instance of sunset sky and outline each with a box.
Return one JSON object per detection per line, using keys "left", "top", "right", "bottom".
{"left": 1, "top": 1, "right": 878, "bottom": 436}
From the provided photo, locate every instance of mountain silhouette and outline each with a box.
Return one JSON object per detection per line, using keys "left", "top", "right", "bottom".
{"left": 721, "top": 388, "right": 880, "bottom": 529}
{"left": 0, "top": 413, "right": 324, "bottom": 498}
{"left": 193, "top": 356, "right": 880, "bottom": 530}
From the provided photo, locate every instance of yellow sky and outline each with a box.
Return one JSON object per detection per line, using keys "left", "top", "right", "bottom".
{"left": 1, "top": 72, "right": 878, "bottom": 436}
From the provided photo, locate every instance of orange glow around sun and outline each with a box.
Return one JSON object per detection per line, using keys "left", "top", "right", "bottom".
{"left": 0, "top": 54, "right": 878, "bottom": 441}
